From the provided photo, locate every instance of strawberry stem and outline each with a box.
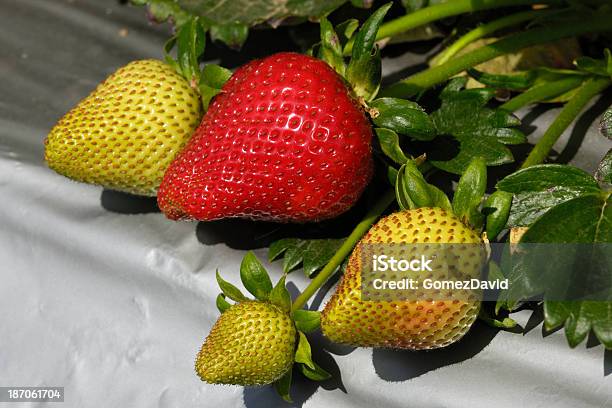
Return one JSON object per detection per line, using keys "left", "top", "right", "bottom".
{"left": 379, "top": 15, "right": 612, "bottom": 98}
{"left": 520, "top": 77, "right": 611, "bottom": 168}
{"left": 430, "top": 9, "right": 547, "bottom": 67}
{"left": 342, "top": 0, "right": 562, "bottom": 55}
{"left": 291, "top": 190, "right": 396, "bottom": 312}
{"left": 499, "top": 76, "right": 585, "bottom": 113}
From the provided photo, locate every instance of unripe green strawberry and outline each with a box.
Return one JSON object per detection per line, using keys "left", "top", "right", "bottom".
{"left": 195, "top": 300, "right": 296, "bottom": 385}
{"left": 44, "top": 59, "right": 201, "bottom": 196}
{"left": 321, "top": 208, "right": 483, "bottom": 350}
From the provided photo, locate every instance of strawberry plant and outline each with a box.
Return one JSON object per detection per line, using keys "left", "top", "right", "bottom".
{"left": 46, "top": 0, "right": 612, "bottom": 403}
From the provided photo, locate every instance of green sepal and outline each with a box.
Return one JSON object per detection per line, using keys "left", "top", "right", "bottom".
{"left": 395, "top": 164, "right": 414, "bottom": 210}
{"left": 210, "top": 22, "right": 248, "bottom": 50}
{"left": 199, "top": 64, "right": 232, "bottom": 110}
{"left": 240, "top": 251, "right": 273, "bottom": 301}
{"left": 216, "top": 270, "right": 248, "bottom": 302}
{"left": 176, "top": 17, "right": 207, "bottom": 85}
{"left": 595, "top": 149, "right": 612, "bottom": 186}
{"left": 483, "top": 190, "right": 513, "bottom": 240}
{"left": 396, "top": 160, "right": 433, "bottom": 210}
{"left": 318, "top": 17, "right": 346, "bottom": 76}
{"left": 216, "top": 293, "right": 231, "bottom": 313}
{"left": 292, "top": 310, "right": 321, "bottom": 333}
{"left": 427, "top": 183, "right": 452, "bottom": 212}
{"left": 346, "top": 3, "right": 391, "bottom": 101}
{"left": 335, "top": 19, "right": 359, "bottom": 48}
{"left": 370, "top": 98, "right": 435, "bottom": 140}
{"left": 294, "top": 331, "right": 330, "bottom": 380}
{"left": 376, "top": 128, "right": 408, "bottom": 164}
{"left": 163, "top": 36, "right": 181, "bottom": 73}
{"left": 467, "top": 68, "right": 536, "bottom": 90}
{"left": 479, "top": 308, "right": 519, "bottom": 330}
{"left": 294, "top": 332, "right": 316, "bottom": 369}
{"left": 452, "top": 157, "right": 487, "bottom": 230}
{"left": 269, "top": 275, "right": 292, "bottom": 313}
{"left": 387, "top": 165, "right": 399, "bottom": 186}
{"left": 298, "top": 361, "right": 332, "bottom": 381}
{"left": 273, "top": 368, "right": 293, "bottom": 403}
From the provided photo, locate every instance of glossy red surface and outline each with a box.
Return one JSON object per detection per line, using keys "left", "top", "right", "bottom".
{"left": 158, "top": 52, "right": 373, "bottom": 222}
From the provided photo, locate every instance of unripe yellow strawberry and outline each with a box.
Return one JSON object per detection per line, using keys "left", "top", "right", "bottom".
{"left": 44, "top": 59, "right": 201, "bottom": 196}
{"left": 321, "top": 207, "right": 483, "bottom": 350}
{"left": 195, "top": 301, "right": 297, "bottom": 385}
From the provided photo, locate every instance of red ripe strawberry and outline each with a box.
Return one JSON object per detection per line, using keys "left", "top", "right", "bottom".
{"left": 157, "top": 52, "right": 373, "bottom": 222}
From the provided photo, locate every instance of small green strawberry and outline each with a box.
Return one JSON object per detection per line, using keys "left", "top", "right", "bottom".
{"left": 44, "top": 59, "right": 201, "bottom": 196}
{"left": 195, "top": 252, "right": 329, "bottom": 397}
{"left": 196, "top": 300, "right": 296, "bottom": 385}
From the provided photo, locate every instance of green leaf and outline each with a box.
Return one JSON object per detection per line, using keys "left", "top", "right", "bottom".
{"left": 467, "top": 68, "right": 536, "bottom": 90}
{"left": 595, "top": 149, "right": 612, "bottom": 186}
{"left": 269, "top": 275, "right": 292, "bottom": 312}
{"left": 483, "top": 191, "right": 513, "bottom": 240}
{"left": 430, "top": 77, "right": 525, "bottom": 174}
{"left": 240, "top": 251, "right": 273, "bottom": 301}
{"left": 500, "top": 192, "right": 612, "bottom": 348}
{"left": 452, "top": 157, "right": 487, "bottom": 230}
{"left": 216, "top": 270, "right": 248, "bottom": 302}
{"left": 210, "top": 22, "right": 248, "bottom": 50}
{"left": 292, "top": 310, "right": 321, "bottom": 333}
{"left": 138, "top": 0, "right": 346, "bottom": 27}
{"left": 521, "top": 194, "right": 611, "bottom": 243}
{"left": 216, "top": 293, "right": 231, "bottom": 313}
{"left": 346, "top": 3, "right": 391, "bottom": 101}
{"left": 294, "top": 332, "right": 316, "bottom": 370}
{"left": 273, "top": 368, "right": 292, "bottom": 403}
{"left": 497, "top": 164, "right": 601, "bottom": 227}
{"left": 298, "top": 361, "right": 332, "bottom": 381}
{"left": 375, "top": 128, "right": 408, "bottom": 164}
{"left": 497, "top": 164, "right": 600, "bottom": 193}
{"left": 370, "top": 98, "right": 435, "bottom": 140}
{"left": 318, "top": 17, "right": 346, "bottom": 76}
{"left": 268, "top": 238, "right": 344, "bottom": 277}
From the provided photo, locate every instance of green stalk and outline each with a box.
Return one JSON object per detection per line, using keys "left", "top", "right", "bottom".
{"left": 291, "top": 190, "right": 396, "bottom": 312}
{"left": 431, "top": 10, "right": 546, "bottom": 66}
{"left": 520, "top": 77, "right": 611, "bottom": 168}
{"left": 343, "top": 0, "right": 561, "bottom": 55}
{"left": 499, "top": 76, "right": 585, "bottom": 112}
{"left": 380, "top": 15, "right": 612, "bottom": 98}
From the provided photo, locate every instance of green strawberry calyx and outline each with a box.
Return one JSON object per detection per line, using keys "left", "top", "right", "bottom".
{"left": 163, "top": 17, "right": 232, "bottom": 110}
{"left": 213, "top": 251, "right": 329, "bottom": 402}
